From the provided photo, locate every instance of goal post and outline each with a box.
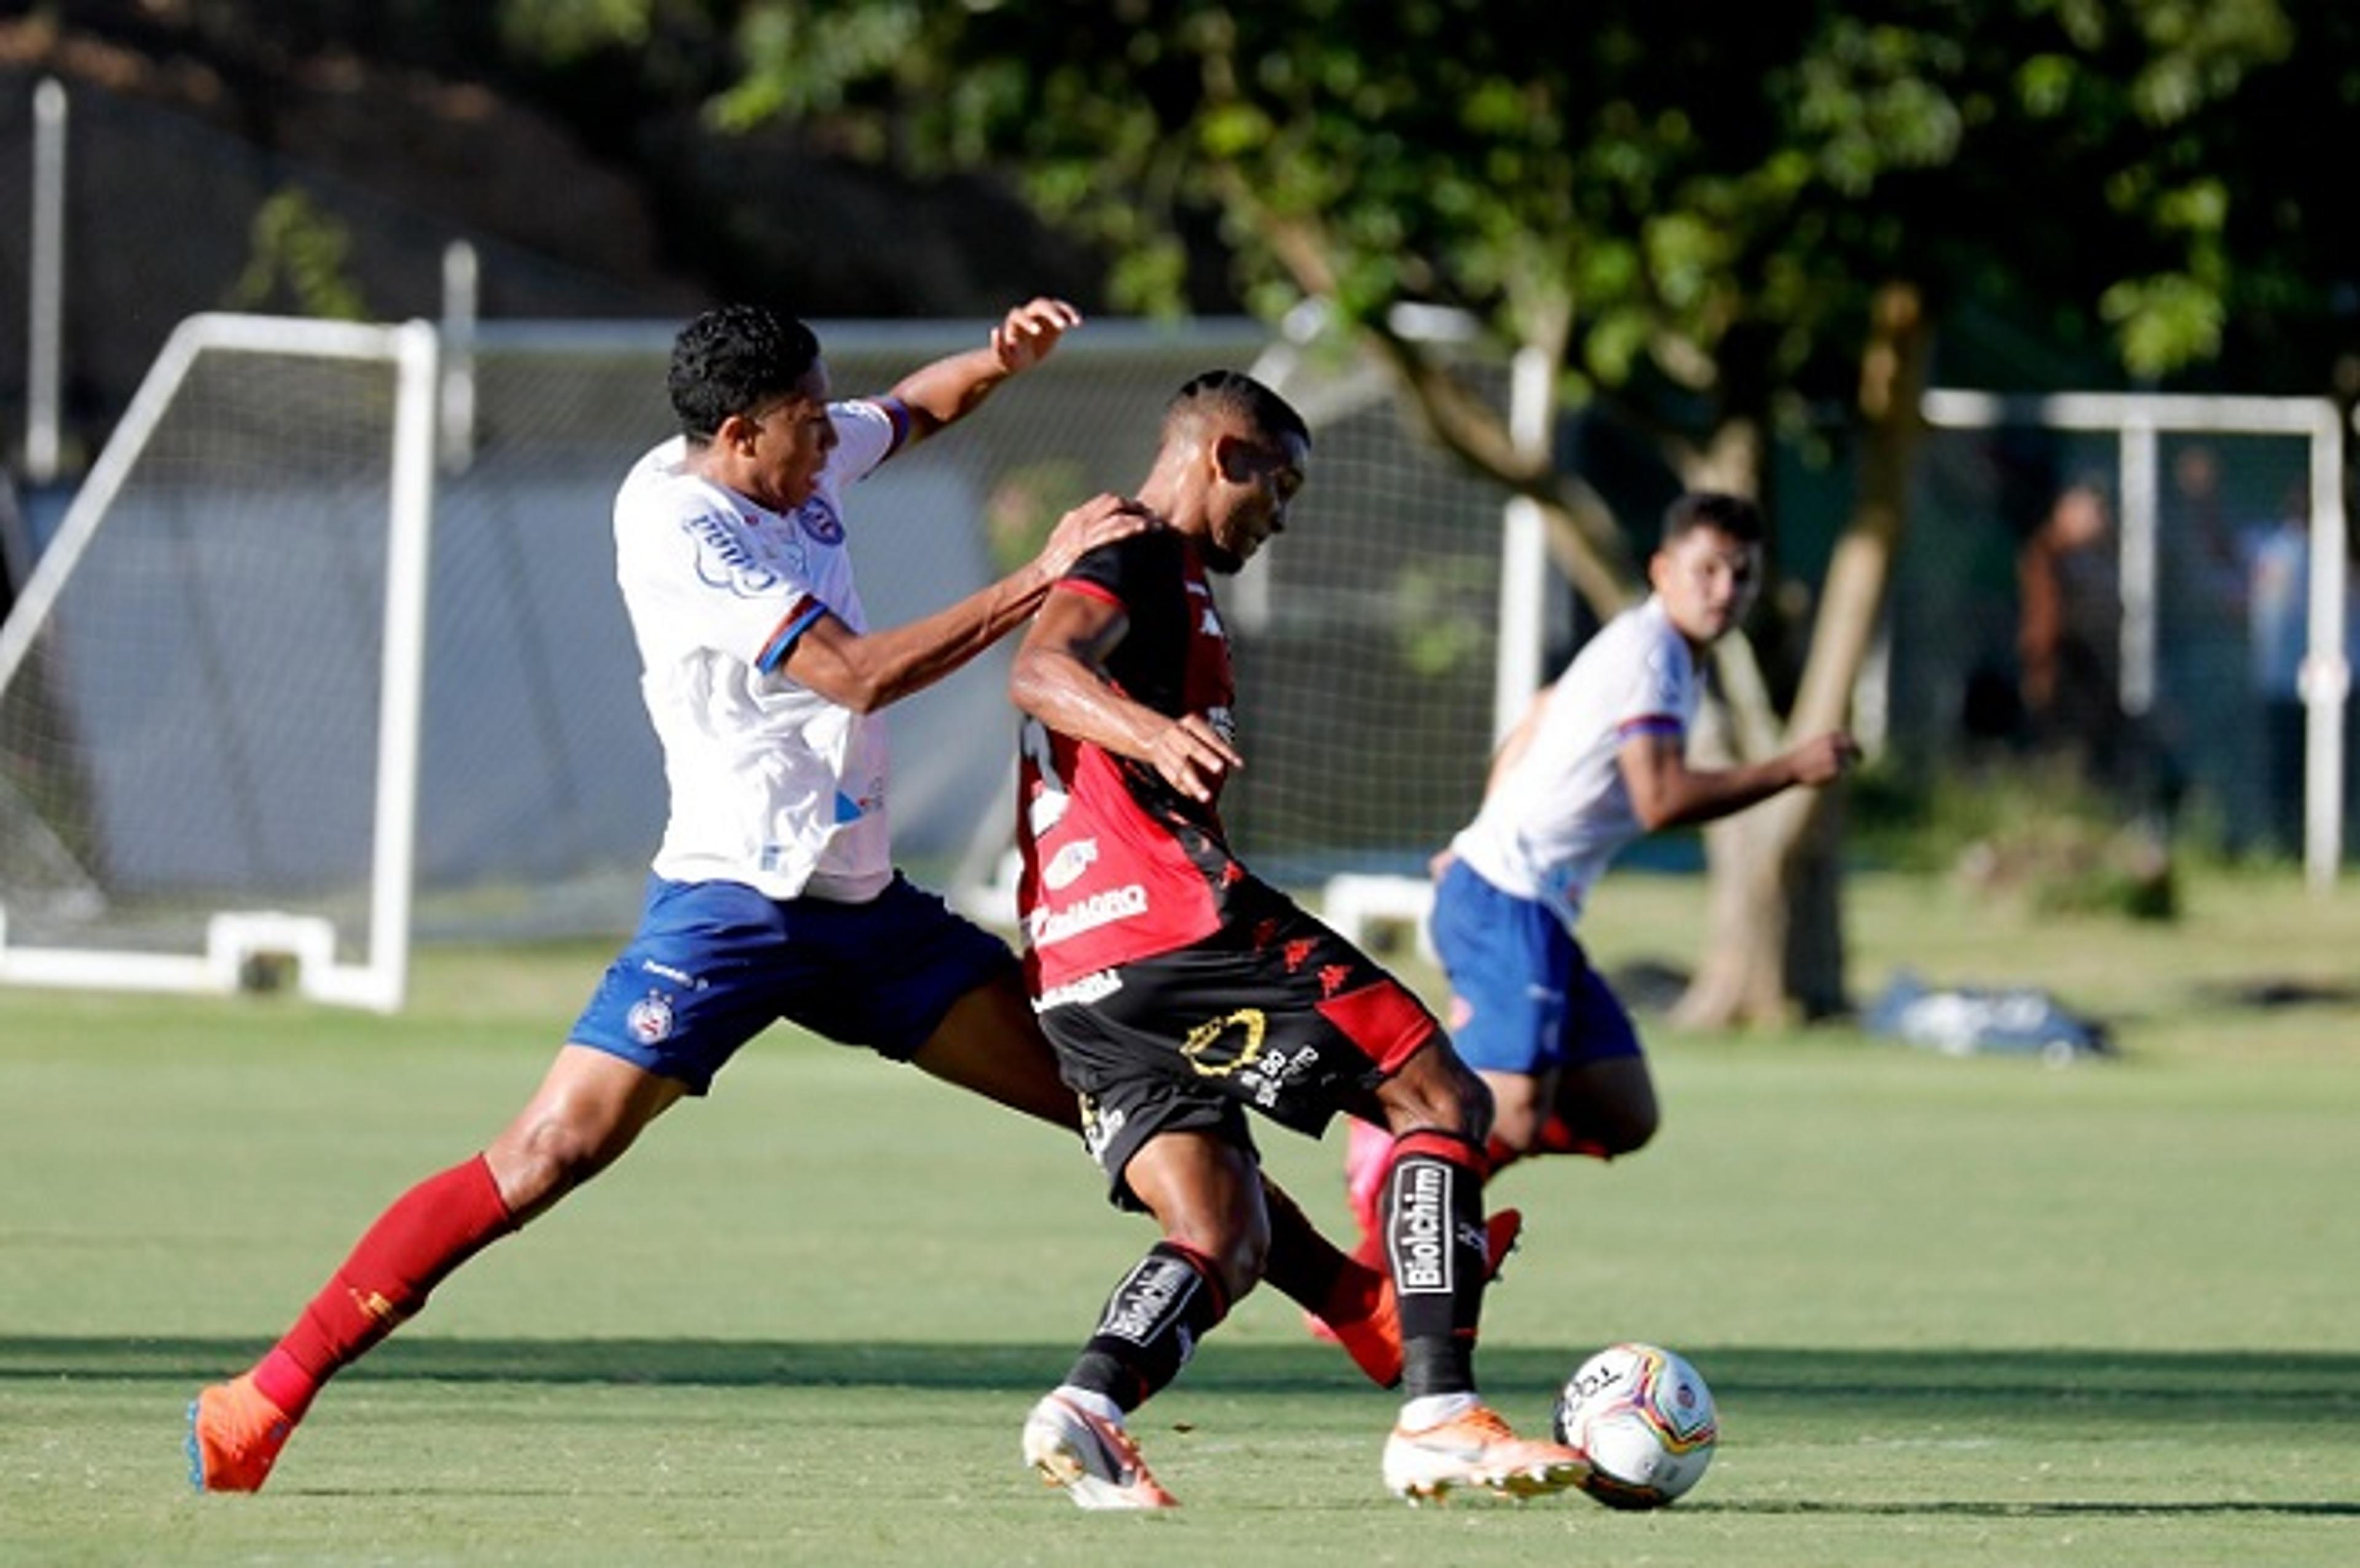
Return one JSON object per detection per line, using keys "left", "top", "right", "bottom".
{"left": 1919, "top": 389, "right": 2348, "bottom": 888}
{"left": 15, "top": 307, "right": 2337, "bottom": 1017}
{"left": 0, "top": 313, "right": 438, "bottom": 1010}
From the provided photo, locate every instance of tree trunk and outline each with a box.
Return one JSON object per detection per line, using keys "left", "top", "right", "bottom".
{"left": 1674, "top": 280, "right": 1931, "bottom": 1028}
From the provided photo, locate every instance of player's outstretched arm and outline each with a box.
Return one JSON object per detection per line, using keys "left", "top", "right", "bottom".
{"left": 884, "top": 297, "right": 1082, "bottom": 447}
{"left": 782, "top": 493, "right": 1152, "bottom": 714}
{"left": 1618, "top": 728, "right": 1858, "bottom": 832}
{"left": 1010, "top": 585, "right": 1241, "bottom": 806}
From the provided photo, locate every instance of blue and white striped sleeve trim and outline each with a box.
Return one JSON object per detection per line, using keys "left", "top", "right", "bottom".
{"left": 840, "top": 394, "right": 915, "bottom": 472}
{"left": 871, "top": 394, "right": 914, "bottom": 458}
{"left": 1613, "top": 713, "right": 1685, "bottom": 742}
{"left": 757, "top": 594, "right": 830, "bottom": 673}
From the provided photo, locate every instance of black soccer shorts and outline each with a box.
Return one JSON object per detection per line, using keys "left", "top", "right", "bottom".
{"left": 1036, "top": 880, "right": 1439, "bottom": 1210}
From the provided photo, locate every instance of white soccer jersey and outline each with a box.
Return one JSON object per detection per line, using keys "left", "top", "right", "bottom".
{"left": 1448, "top": 595, "right": 1699, "bottom": 928}
{"left": 612, "top": 398, "right": 908, "bottom": 900}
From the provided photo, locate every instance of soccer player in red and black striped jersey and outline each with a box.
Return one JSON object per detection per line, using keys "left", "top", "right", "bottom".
{"left": 1010, "top": 370, "right": 1587, "bottom": 1508}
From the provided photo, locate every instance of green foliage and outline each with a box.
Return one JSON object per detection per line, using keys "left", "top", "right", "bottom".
{"left": 496, "top": 0, "right": 650, "bottom": 61}
{"left": 1850, "top": 758, "right": 2180, "bottom": 921}
{"left": 980, "top": 458, "right": 1087, "bottom": 574}
{"left": 1388, "top": 555, "right": 1492, "bottom": 678}
{"left": 226, "top": 188, "right": 371, "bottom": 321}
{"left": 693, "top": 0, "right": 2295, "bottom": 401}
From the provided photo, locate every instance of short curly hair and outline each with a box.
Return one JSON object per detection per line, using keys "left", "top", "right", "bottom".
{"left": 667, "top": 304, "right": 822, "bottom": 441}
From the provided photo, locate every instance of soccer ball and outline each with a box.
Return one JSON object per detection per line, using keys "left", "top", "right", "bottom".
{"left": 1551, "top": 1342, "right": 1718, "bottom": 1509}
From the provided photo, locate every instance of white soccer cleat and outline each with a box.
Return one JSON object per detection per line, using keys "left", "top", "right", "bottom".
{"left": 1382, "top": 1402, "right": 1589, "bottom": 1505}
{"left": 1021, "top": 1392, "right": 1179, "bottom": 1510}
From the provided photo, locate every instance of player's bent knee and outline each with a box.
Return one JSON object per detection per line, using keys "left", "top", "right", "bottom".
{"left": 1377, "top": 1041, "right": 1493, "bottom": 1143}
{"left": 1163, "top": 1221, "right": 1266, "bottom": 1302}
{"left": 487, "top": 1115, "right": 621, "bottom": 1217}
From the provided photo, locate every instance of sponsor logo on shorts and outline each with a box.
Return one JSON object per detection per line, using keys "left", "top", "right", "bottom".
{"left": 639, "top": 958, "right": 698, "bottom": 987}
{"left": 1242, "top": 1042, "right": 1321, "bottom": 1109}
{"left": 1027, "top": 883, "right": 1148, "bottom": 947}
{"left": 1034, "top": 968, "right": 1123, "bottom": 1011}
{"left": 626, "top": 992, "right": 675, "bottom": 1046}
{"left": 1080, "top": 1095, "right": 1126, "bottom": 1167}
{"left": 1181, "top": 1008, "right": 1267, "bottom": 1078}
{"left": 1393, "top": 1162, "right": 1452, "bottom": 1295}
{"left": 1096, "top": 1253, "right": 1198, "bottom": 1344}
{"left": 1041, "top": 836, "right": 1099, "bottom": 892}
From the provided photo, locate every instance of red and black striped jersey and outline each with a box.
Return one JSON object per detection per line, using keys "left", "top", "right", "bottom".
{"left": 1015, "top": 531, "right": 1248, "bottom": 995}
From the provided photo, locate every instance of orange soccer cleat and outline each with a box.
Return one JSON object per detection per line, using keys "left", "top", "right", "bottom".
{"left": 1021, "top": 1391, "right": 1179, "bottom": 1510}
{"left": 186, "top": 1373, "right": 294, "bottom": 1494}
{"left": 1382, "top": 1401, "right": 1588, "bottom": 1505}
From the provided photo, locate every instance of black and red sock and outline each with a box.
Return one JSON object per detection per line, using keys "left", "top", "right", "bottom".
{"left": 1062, "top": 1241, "right": 1230, "bottom": 1412}
{"left": 1381, "top": 1129, "right": 1488, "bottom": 1399}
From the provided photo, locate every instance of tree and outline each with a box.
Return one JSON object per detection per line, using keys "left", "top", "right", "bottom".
{"left": 700, "top": 0, "right": 2294, "bottom": 1021}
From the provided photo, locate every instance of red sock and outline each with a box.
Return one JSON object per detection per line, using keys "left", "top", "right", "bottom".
{"left": 1486, "top": 1115, "right": 1605, "bottom": 1176}
{"left": 250, "top": 1154, "right": 516, "bottom": 1419}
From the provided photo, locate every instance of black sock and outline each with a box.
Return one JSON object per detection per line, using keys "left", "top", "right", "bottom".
{"left": 1383, "top": 1129, "right": 1487, "bottom": 1399}
{"left": 1259, "top": 1180, "right": 1367, "bottom": 1315}
{"left": 1063, "top": 1241, "right": 1230, "bottom": 1412}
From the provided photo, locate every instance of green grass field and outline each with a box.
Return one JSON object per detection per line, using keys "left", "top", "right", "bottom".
{"left": 4, "top": 869, "right": 2357, "bottom": 1565}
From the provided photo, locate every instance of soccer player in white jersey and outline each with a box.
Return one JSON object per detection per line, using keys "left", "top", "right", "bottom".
{"left": 1339, "top": 492, "right": 1859, "bottom": 1250}
{"left": 189, "top": 300, "right": 1398, "bottom": 1495}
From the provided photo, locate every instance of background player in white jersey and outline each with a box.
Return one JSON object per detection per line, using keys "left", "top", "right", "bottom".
{"left": 1340, "top": 492, "right": 1859, "bottom": 1245}
{"left": 190, "top": 301, "right": 1393, "bottom": 1495}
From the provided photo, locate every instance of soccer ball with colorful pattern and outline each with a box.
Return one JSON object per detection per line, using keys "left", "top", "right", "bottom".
{"left": 1551, "top": 1342, "right": 1718, "bottom": 1508}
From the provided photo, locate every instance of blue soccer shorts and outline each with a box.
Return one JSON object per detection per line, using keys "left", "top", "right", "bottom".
{"left": 1427, "top": 857, "right": 1642, "bottom": 1076}
{"left": 569, "top": 872, "right": 1020, "bottom": 1094}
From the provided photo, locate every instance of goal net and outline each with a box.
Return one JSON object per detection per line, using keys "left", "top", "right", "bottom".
{"left": 0, "top": 315, "right": 438, "bottom": 1008}
{"left": 11, "top": 312, "right": 2341, "bottom": 1014}
{"left": 1904, "top": 391, "right": 2350, "bottom": 884}
{"left": 4, "top": 313, "right": 1525, "bottom": 1008}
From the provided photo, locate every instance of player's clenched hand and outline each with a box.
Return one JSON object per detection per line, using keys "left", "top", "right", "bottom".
{"left": 1147, "top": 714, "right": 1242, "bottom": 804}
{"left": 1787, "top": 731, "right": 1860, "bottom": 786}
{"left": 992, "top": 297, "right": 1083, "bottom": 374}
{"left": 1038, "top": 493, "right": 1157, "bottom": 580}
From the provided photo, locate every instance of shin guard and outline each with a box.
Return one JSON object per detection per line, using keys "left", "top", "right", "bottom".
{"left": 1064, "top": 1241, "right": 1230, "bottom": 1412}
{"left": 1382, "top": 1129, "right": 1488, "bottom": 1398}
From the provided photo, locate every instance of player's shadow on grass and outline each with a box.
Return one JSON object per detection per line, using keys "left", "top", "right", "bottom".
{"left": 1690, "top": 1499, "right": 2360, "bottom": 1518}
{"left": 15, "top": 1339, "right": 2356, "bottom": 1514}
{"left": 12, "top": 1336, "right": 2359, "bottom": 1416}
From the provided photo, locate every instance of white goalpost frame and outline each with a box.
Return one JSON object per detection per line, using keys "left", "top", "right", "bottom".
{"left": 1921, "top": 388, "right": 2350, "bottom": 891}
{"left": 0, "top": 312, "right": 441, "bottom": 1011}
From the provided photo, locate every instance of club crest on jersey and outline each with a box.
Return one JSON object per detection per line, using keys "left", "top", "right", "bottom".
{"left": 626, "top": 992, "right": 675, "bottom": 1045}
{"left": 795, "top": 496, "right": 846, "bottom": 545}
